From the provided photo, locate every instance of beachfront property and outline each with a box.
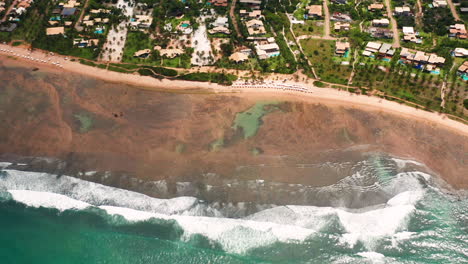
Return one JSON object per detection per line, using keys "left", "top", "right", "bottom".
{"left": 362, "top": 42, "right": 395, "bottom": 59}
{"left": 335, "top": 42, "right": 350, "bottom": 56}
{"left": 73, "top": 38, "right": 99, "bottom": 48}
{"left": 457, "top": 61, "right": 468, "bottom": 81}
{"left": 2, "top": 0, "right": 34, "bottom": 26}
{"left": 133, "top": 49, "right": 151, "bottom": 59}
{"left": 229, "top": 52, "right": 249, "bottom": 63}
{"left": 449, "top": 24, "right": 467, "bottom": 40}
{"left": 255, "top": 38, "right": 280, "bottom": 59}
{"left": 306, "top": 5, "right": 323, "bottom": 19}
{"left": 453, "top": 48, "right": 468, "bottom": 58}
{"left": 402, "top": 27, "right": 422, "bottom": 44}
{"left": 154, "top": 46, "right": 185, "bottom": 59}
{"left": 46, "top": 27, "right": 65, "bottom": 36}
{"left": 400, "top": 48, "right": 446, "bottom": 73}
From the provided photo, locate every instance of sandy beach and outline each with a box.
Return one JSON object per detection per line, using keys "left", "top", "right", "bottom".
{"left": 1, "top": 44, "right": 467, "bottom": 137}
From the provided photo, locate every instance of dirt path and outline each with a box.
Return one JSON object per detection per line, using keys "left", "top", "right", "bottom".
{"left": 415, "top": 0, "right": 423, "bottom": 28}
{"left": 75, "top": 0, "right": 91, "bottom": 31}
{"left": 1, "top": 0, "right": 18, "bottom": 22}
{"left": 229, "top": 0, "right": 242, "bottom": 38}
{"left": 441, "top": 62, "right": 457, "bottom": 108}
{"left": 446, "top": 0, "right": 461, "bottom": 21}
{"left": 384, "top": 0, "right": 400, "bottom": 48}
{"left": 297, "top": 35, "right": 337, "bottom": 40}
{"left": 323, "top": 0, "right": 331, "bottom": 38}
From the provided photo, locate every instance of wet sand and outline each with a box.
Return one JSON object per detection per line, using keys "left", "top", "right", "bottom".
{"left": 0, "top": 57, "right": 467, "bottom": 190}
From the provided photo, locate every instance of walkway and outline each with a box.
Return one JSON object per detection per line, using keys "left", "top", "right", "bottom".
{"left": 75, "top": 0, "right": 91, "bottom": 31}
{"left": 415, "top": 0, "right": 423, "bottom": 28}
{"left": 323, "top": 0, "right": 331, "bottom": 38}
{"left": 384, "top": 0, "right": 400, "bottom": 48}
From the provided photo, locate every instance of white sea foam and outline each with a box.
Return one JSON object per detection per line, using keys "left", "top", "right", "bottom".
{"left": 391, "top": 158, "right": 423, "bottom": 169}
{"left": 0, "top": 162, "right": 12, "bottom": 169}
{"left": 8, "top": 190, "right": 90, "bottom": 211}
{"left": 356, "top": 252, "right": 385, "bottom": 263}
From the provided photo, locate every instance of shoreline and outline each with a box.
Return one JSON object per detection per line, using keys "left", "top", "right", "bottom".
{"left": 1, "top": 44, "right": 467, "bottom": 137}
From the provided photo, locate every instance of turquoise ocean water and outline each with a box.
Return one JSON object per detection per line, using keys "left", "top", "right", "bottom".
{"left": 0, "top": 157, "right": 467, "bottom": 264}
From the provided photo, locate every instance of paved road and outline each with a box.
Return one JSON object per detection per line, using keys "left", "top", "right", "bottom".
{"left": 75, "top": 0, "right": 91, "bottom": 31}
{"left": 384, "top": 0, "right": 400, "bottom": 48}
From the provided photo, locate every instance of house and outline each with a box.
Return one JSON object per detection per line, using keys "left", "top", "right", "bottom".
{"left": 378, "top": 43, "right": 395, "bottom": 57}
{"left": 246, "top": 19, "right": 266, "bottom": 35}
{"left": 239, "top": 0, "right": 262, "bottom": 9}
{"left": 212, "top": 17, "right": 229, "bottom": 28}
{"left": 460, "top": 7, "right": 468, "bottom": 13}
{"left": 209, "top": 26, "right": 231, "bottom": 34}
{"left": 449, "top": 24, "right": 467, "bottom": 39}
{"left": 209, "top": 0, "right": 228, "bottom": 7}
{"left": 255, "top": 43, "right": 280, "bottom": 59}
{"left": 367, "top": 27, "right": 394, "bottom": 38}
{"left": 334, "top": 22, "right": 350, "bottom": 31}
{"left": 61, "top": 7, "right": 76, "bottom": 16}
{"left": 240, "top": 9, "right": 262, "bottom": 19}
{"left": 46, "top": 27, "right": 65, "bottom": 35}
{"left": 400, "top": 48, "right": 446, "bottom": 72}
{"left": 368, "top": 3, "right": 384, "bottom": 11}
{"left": 453, "top": 48, "right": 468, "bottom": 57}
{"left": 130, "top": 15, "right": 153, "bottom": 29}
{"left": 372, "top": 18, "right": 390, "bottom": 27}
{"left": 394, "top": 6, "right": 411, "bottom": 16}
{"left": 306, "top": 5, "right": 322, "bottom": 18}
{"left": 73, "top": 38, "right": 99, "bottom": 47}
{"left": 133, "top": 49, "right": 151, "bottom": 58}
{"left": 229, "top": 52, "right": 249, "bottom": 63}
{"left": 457, "top": 61, "right": 468, "bottom": 80}
{"left": 0, "top": 23, "right": 17, "bottom": 32}
{"left": 331, "top": 12, "right": 352, "bottom": 22}
{"left": 432, "top": 0, "right": 447, "bottom": 8}
{"left": 335, "top": 42, "right": 350, "bottom": 55}
{"left": 402, "top": 26, "right": 422, "bottom": 43}
{"left": 363, "top": 41, "right": 382, "bottom": 56}
{"left": 154, "top": 46, "right": 185, "bottom": 58}
{"left": 177, "top": 21, "right": 193, "bottom": 34}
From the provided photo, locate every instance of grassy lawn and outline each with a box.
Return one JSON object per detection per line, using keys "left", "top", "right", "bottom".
{"left": 293, "top": 20, "right": 325, "bottom": 36}
{"left": 301, "top": 39, "right": 352, "bottom": 84}
{"left": 122, "top": 31, "right": 155, "bottom": 64}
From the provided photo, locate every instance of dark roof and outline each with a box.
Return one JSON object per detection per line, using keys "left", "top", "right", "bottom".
{"left": 52, "top": 8, "right": 62, "bottom": 14}
{"left": 61, "top": 7, "right": 76, "bottom": 16}
{"left": 0, "top": 23, "right": 17, "bottom": 32}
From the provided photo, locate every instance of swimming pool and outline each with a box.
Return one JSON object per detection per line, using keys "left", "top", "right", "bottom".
{"left": 181, "top": 23, "right": 190, "bottom": 28}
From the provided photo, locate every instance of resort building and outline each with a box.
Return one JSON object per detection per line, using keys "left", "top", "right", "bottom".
{"left": 229, "top": 52, "right": 249, "bottom": 63}
{"left": 255, "top": 39, "right": 280, "bottom": 59}
{"left": 73, "top": 38, "right": 99, "bottom": 48}
{"left": 130, "top": 15, "right": 153, "bottom": 29}
{"left": 154, "top": 46, "right": 185, "bottom": 58}
{"left": 209, "top": 26, "right": 231, "bottom": 34}
{"left": 400, "top": 48, "right": 446, "bottom": 72}
{"left": 363, "top": 42, "right": 395, "bottom": 58}
{"left": 133, "top": 49, "right": 151, "bottom": 59}
{"left": 306, "top": 5, "right": 323, "bottom": 19}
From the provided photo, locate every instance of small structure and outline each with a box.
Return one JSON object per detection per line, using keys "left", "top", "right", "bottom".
{"left": 209, "top": 26, "right": 231, "bottom": 34}
{"left": 306, "top": 5, "right": 323, "bottom": 19}
{"left": 335, "top": 42, "right": 350, "bottom": 56}
{"left": 130, "top": 15, "right": 153, "bottom": 29}
{"left": 209, "top": 0, "right": 228, "bottom": 7}
{"left": 372, "top": 18, "right": 390, "bottom": 27}
{"left": 134, "top": 49, "right": 151, "bottom": 58}
{"left": 229, "top": 52, "right": 249, "bottom": 63}
{"left": 400, "top": 48, "right": 446, "bottom": 72}
{"left": 246, "top": 19, "right": 266, "bottom": 35}
{"left": 255, "top": 43, "right": 280, "bottom": 59}
{"left": 367, "top": 27, "right": 393, "bottom": 38}
{"left": 402, "top": 26, "right": 422, "bottom": 44}
{"left": 46, "top": 27, "right": 65, "bottom": 35}
{"left": 61, "top": 7, "right": 76, "bottom": 16}
{"left": 331, "top": 12, "right": 352, "bottom": 22}
{"left": 368, "top": 3, "right": 384, "bottom": 11}
{"left": 154, "top": 46, "right": 184, "bottom": 58}
{"left": 363, "top": 41, "right": 381, "bottom": 56}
